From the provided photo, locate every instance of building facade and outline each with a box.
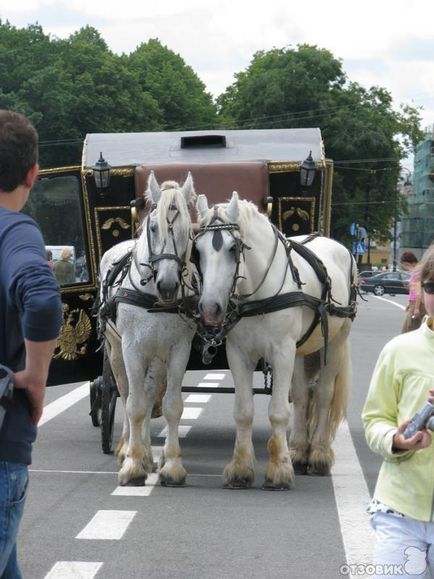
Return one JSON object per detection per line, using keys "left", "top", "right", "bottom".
{"left": 400, "top": 129, "right": 434, "bottom": 258}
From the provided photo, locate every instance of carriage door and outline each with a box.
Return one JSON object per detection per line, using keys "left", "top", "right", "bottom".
{"left": 25, "top": 168, "right": 102, "bottom": 386}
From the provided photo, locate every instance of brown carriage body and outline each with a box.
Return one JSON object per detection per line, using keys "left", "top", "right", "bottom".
{"left": 29, "top": 129, "right": 332, "bottom": 386}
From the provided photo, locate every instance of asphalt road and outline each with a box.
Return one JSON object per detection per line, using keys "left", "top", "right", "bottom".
{"left": 18, "top": 293, "right": 409, "bottom": 579}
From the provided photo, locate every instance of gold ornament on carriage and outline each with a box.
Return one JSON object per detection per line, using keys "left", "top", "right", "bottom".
{"left": 54, "top": 304, "right": 92, "bottom": 360}
{"left": 101, "top": 217, "right": 130, "bottom": 238}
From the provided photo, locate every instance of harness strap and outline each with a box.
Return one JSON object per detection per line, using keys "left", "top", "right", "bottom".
{"left": 113, "top": 287, "right": 200, "bottom": 317}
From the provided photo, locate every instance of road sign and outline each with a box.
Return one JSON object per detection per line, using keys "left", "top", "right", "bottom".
{"left": 353, "top": 241, "right": 365, "bottom": 255}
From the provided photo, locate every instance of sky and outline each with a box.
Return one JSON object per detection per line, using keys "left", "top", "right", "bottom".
{"left": 1, "top": 0, "right": 434, "bottom": 139}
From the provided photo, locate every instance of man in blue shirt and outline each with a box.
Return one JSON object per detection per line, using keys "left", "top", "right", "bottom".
{"left": 0, "top": 110, "right": 63, "bottom": 578}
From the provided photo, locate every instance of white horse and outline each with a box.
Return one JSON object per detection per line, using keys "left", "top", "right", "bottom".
{"left": 99, "top": 172, "right": 196, "bottom": 486}
{"left": 194, "top": 192, "right": 357, "bottom": 489}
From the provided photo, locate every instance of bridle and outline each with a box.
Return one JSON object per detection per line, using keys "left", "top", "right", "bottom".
{"left": 129, "top": 202, "right": 190, "bottom": 291}
{"left": 192, "top": 207, "right": 247, "bottom": 296}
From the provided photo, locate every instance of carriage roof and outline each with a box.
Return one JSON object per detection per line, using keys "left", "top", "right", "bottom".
{"left": 82, "top": 128, "right": 325, "bottom": 169}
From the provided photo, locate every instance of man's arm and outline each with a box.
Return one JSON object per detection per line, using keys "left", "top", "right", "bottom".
{"left": 14, "top": 338, "right": 58, "bottom": 425}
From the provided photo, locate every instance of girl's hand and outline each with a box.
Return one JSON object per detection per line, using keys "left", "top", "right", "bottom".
{"left": 393, "top": 419, "right": 432, "bottom": 451}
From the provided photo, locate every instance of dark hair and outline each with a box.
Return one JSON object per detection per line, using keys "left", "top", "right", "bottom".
{"left": 419, "top": 243, "right": 434, "bottom": 282}
{"left": 400, "top": 251, "right": 418, "bottom": 265}
{"left": 0, "top": 110, "right": 38, "bottom": 192}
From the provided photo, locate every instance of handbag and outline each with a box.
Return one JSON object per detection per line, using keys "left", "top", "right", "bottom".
{"left": 0, "top": 364, "right": 14, "bottom": 428}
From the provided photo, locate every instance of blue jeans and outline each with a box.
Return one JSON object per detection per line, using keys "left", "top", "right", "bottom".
{"left": 0, "top": 462, "right": 28, "bottom": 579}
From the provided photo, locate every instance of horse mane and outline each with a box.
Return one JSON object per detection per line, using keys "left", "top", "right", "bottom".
{"left": 145, "top": 180, "right": 195, "bottom": 242}
{"left": 200, "top": 197, "right": 266, "bottom": 236}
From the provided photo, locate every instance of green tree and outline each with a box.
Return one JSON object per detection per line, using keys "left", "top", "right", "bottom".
{"left": 127, "top": 38, "right": 217, "bottom": 130}
{"left": 217, "top": 44, "right": 423, "bottom": 243}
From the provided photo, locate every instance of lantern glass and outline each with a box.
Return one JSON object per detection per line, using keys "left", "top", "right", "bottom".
{"left": 300, "top": 151, "right": 316, "bottom": 187}
{"left": 92, "top": 152, "right": 111, "bottom": 192}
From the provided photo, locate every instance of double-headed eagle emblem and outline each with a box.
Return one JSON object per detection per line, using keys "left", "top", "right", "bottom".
{"left": 54, "top": 304, "right": 92, "bottom": 361}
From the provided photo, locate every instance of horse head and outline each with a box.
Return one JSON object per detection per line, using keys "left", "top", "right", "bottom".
{"left": 141, "top": 171, "right": 196, "bottom": 304}
{"left": 195, "top": 191, "right": 244, "bottom": 325}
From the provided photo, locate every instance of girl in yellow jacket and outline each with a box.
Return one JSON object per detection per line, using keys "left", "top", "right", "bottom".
{"left": 363, "top": 242, "right": 434, "bottom": 579}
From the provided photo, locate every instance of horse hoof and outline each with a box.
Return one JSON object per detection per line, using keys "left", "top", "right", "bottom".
{"left": 262, "top": 478, "right": 292, "bottom": 491}
{"left": 224, "top": 477, "right": 252, "bottom": 489}
{"left": 307, "top": 463, "right": 331, "bottom": 476}
{"left": 159, "top": 474, "right": 186, "bottom": 487}
{"left": 119, "top": 476, "right": 146, "bottom": 487}
{"left": 293, "top": 461, "right": 308, "bottom": 475}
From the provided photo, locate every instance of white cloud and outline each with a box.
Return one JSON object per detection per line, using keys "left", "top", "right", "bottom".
{"left": 1, "top": 0, "right": 434, "bottom": 127}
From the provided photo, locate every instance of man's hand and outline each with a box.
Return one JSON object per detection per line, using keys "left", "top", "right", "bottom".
{"left": 393, "top": 419, "right": 432, "bottom": 451}
{"left": 14, "top": 370, "right": 45, "bottom": 425}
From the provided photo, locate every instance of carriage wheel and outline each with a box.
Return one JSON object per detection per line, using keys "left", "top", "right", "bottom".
{"left": 89, "top": 377, "right": 102, "bottom": 427}
{"left": 101, "top": 350, "right": 118, "bottom": 454}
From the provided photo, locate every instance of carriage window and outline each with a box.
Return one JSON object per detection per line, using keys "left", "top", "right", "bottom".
{"left": 24, "top": 175, "right": 89, "bottom": 286}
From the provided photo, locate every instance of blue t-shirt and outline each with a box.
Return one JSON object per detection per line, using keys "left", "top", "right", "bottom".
{"left": 0, "top": 207, "right": 63, "bottom": 464}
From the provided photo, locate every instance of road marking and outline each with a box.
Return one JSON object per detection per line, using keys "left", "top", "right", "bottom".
{"left": 29, "top": 469, "right": 119, "bottom": 475}
{"left": 185, "top": 394, "right": 211, "bottom": 403}
{"left": 197, "top": 381, "right": 219, "bottom": 388}
{"left": 181, "top": 406, "right": 202, "bottom": 419}
{"left": 204, "top": 373, "right": 226, "bottom": 380}
{"left": 112, "top": 473, "right": 158, "bottom": 496}
{"left": 332, "top": 420, "right": 375, "bottom": 572}
{"left": 157, "top": 425, "right": 191, "bottom": 438}
{"left": 76, "top": 510, "right": 136, "bottom": 540}
{"left": 39, "top": 382, "right": 89, "bottom": 426}
{"left": 44, "top": 561, "right": 103, "bottom": 579}
{"left": 373, "top": 295, "right": 405, "bottom": 310}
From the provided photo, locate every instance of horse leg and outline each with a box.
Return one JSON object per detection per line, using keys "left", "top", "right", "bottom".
{"left": 264, "top": 344, "right": 296, "bottom": 490}
{"left": 158, "top": 343, "right": 190, "bottom": 486}
{"left": 308, "top": 328, "right": 351, "bottom": 476}
{"left": 288, "top": 356, "right": 311, "bottom": 474}
{"left": 223, "top": 345, "right": 256, "bottom": 489}
{"left": 118, "top": 357, "right": 154, "bottom": 486}
{"left": 105, "top": 336, "right": 130, "bottom": 464}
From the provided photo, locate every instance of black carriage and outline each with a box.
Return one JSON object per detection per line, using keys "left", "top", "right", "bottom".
{"left": 27, "top": 128, "right": 333, "bottom": 451}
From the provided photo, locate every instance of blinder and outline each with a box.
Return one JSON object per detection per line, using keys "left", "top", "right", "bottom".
{"left": 146, "top": 203, "right": 185, "bottom": 281}
{"left": 192, "top": 211, "right": 245, "bottom": 289}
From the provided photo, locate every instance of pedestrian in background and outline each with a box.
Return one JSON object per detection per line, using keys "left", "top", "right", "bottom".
{"left": 362, "top": 241, "right": 434, "bottom": 578}
{"left": 53, "top": 247, "right": 75, "bottom": 285}
{"left": 400, "top": 250, "right": 425, "bottom": 333}
{"left": 0, "top": 110, "right": 63, "bottom": 578}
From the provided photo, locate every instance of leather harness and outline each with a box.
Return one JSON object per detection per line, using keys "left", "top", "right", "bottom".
{"left": 98, "top": 233, "right": 357, "bottom": 364}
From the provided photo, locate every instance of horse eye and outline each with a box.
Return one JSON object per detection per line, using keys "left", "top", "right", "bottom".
{"left": 228, "top": 244, "right": 237, "bottom": 253}
{"left": 150, "top": 223, "right": 157, "bottom": 233}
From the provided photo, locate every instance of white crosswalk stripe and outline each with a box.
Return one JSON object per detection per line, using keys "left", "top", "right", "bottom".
{"left": 76, "top": 510, "right": 136, "bottom": 540}
{"left": 44, "top": 561, "right": 103, "bottom": 579}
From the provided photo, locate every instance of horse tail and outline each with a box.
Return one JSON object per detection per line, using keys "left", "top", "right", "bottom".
{"left": 327, "top": 337, "right": 351, "bottom": 442}
{"left": 307, "top": 330, "right": 351, "bottom": 444}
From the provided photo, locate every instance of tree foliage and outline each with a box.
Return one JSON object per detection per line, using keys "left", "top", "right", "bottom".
{"left": 0, "top": 22, "right": 216, "bottom": 166}
{"left": 0, "top": 23, "right": 424, "bottom": 243}
{"left": 127, "top": 39, "right": 217, "bottom": 131}
{"left": 217, "top": 44, "right": 424, "bottom": 242}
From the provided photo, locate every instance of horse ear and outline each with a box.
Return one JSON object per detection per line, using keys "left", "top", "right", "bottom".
{"left": 147, "top": 171, "right": 161, "bottom": 204}
{"left": 227, "top": 191, "right": 239, "bottom": 222}
{"left": 197, "top": 194, "right": 209, "bottom": 218}
{"left": 181, "top": 171, "right": 196, "bottom": 206}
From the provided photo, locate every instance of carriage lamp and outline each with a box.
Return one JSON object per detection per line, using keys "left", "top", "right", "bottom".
{"left": 300, "top": 151, "right": 316, "bottom": 187}
{"left": 92, "top": 152, "right": 111, "bottom": 195}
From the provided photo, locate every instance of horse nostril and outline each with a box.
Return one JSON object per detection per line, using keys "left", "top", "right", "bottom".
{"left": 215, "top": 303, "right": 221, "bottom": 316}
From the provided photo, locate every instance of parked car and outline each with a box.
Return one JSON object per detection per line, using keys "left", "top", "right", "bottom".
{"left": 358, "top": 271, "right": 410, "bottom": 296}
{"left": 358, "top": 270, "right": 377, "bottom": 280}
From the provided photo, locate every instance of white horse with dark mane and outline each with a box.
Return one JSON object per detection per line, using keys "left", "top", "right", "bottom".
{"left": 194, "top": 192, "right": 357, "bottom": 489}
{"left": 99, "top": 172, "right": 196, "bottom": 486}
